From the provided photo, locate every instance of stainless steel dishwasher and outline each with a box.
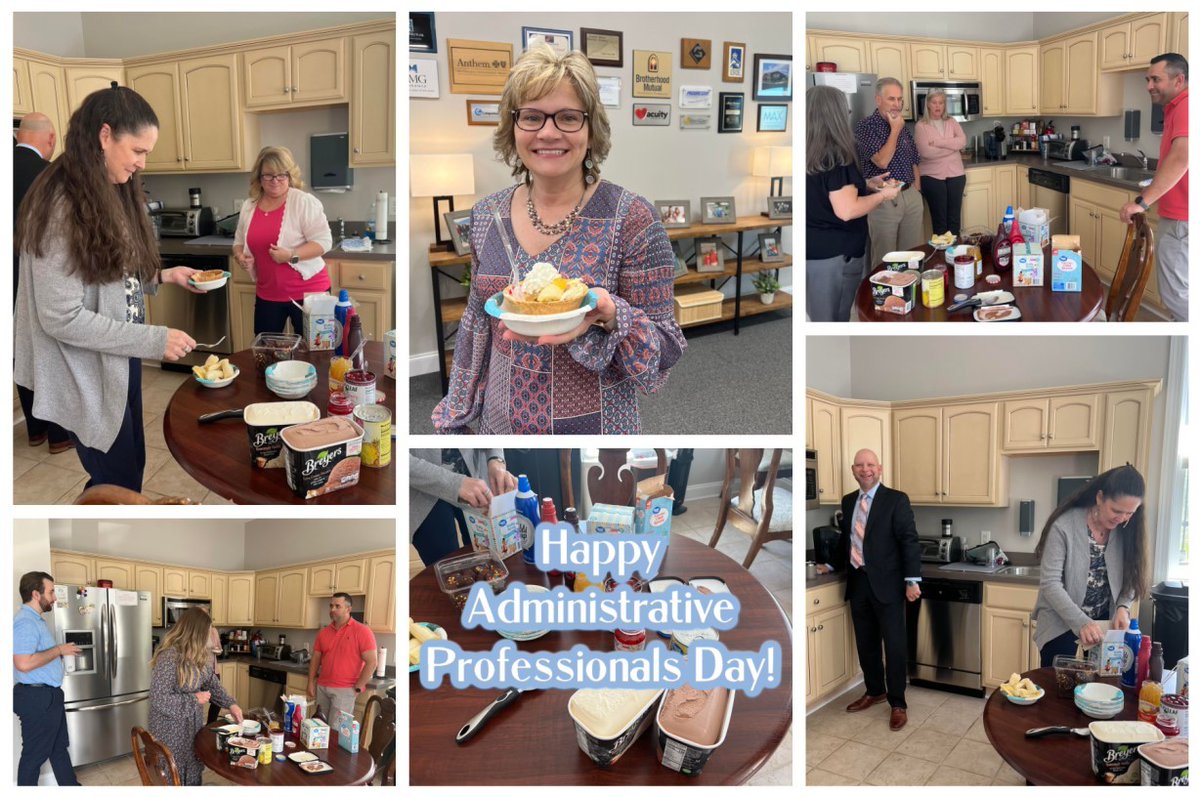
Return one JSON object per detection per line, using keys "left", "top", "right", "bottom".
{"left": 906, "top": 577, "right": 984, "bottom": 696}
{"left": 153, "top": 253, "right": 234, "bottom": 370}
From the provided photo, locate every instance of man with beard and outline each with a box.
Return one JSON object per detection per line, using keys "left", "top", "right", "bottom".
{"left": 306, "top": 593, "right": 378, "bottom": 722}
{"left": 13, "top": 571, "right": 82, "bottom": 785}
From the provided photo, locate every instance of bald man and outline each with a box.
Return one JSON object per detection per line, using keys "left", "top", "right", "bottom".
{"left": 15, "top": 113, "right": 71, "bottom": 453}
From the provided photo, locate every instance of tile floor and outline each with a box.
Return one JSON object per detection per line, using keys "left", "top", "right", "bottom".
{"left": 806, "top": 684, "right": 1025, "bottom": 786}
{"left": 72, "top": 752, "right": 235, "bottom": 786}
{"left": 408, "top": 494, "right": 794, "bottom": 785}
{"left": 13, "top": 364, "right": 231, "bottom": 505}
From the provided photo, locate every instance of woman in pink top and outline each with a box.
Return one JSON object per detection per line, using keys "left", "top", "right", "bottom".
{"left": 232, "top": 146, "right": 333, "bottom": 335}
{"left": 914, "top": 90, "right": 967, "bottom": 237}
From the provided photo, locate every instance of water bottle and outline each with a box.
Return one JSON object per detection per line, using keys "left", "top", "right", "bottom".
{"left": 1121, "top": 618, "right": 1142, "bottom": 688}
{"left": 514, "top": 474, "right": 540, "bottom": 564}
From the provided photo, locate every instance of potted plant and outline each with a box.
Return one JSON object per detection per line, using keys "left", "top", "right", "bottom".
{"left": 753, "top": 272, "right": 781, "bottom": 305}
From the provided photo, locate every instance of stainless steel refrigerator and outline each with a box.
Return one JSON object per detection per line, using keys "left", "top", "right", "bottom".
{"left": 52, "top": 585, "right": 153, "bottom": 766}
{"left": 807, "top": 71, "right": 878, "bottom": 128}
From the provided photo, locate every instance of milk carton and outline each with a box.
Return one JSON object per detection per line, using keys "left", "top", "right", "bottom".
{"left": 1012, "top": 242, "right": 1044, "bottom": 287}
{"left": 1018, "top": 207, "right": 1051, "bottom": 247}
{"left": 635, "top": 475, "right": 674, "bottom": 541}
{"left": 302, "top": 293, "right": 340, "bottom": 351}
{"left": 462, "top": 490, "right": 525, "bottom": 560}
{"left": 336, "top": 709, "right": 360, "bottom": 753}
{"left": 1051, "top": 234, "right": 1083, "bottom": 292}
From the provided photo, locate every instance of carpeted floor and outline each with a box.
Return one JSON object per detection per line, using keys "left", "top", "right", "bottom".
{"left": 408, "top": 311, "right": 793, "bottom": 434}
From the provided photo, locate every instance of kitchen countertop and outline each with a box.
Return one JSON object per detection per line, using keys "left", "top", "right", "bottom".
{"left": 806, "top": 562, "right": 1041, "bottom": 590}
{"left": 216, "top": 654, "right": 397, "bottom": 690}
{"left": 157, "top": 237, "right": 397, "bottom": 262}
{"left": 961, "top": 152, "right": 1148, "bottom": 193}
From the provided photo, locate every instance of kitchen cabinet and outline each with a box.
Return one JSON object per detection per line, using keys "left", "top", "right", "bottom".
{"left": 27, "top": 60, "right": 70, "bottom": 160}
{"left": 1070, "top": 179, "right": 1132, "bottom": 283}
{"left": 13, "top": 57, "right": 33, "bottom": 115}
{"left": 1100, "top": 387, "right": 1155, "bottom": 474}
{"left": 256, "top": 567, "right": 312, "bottom": 628}
{"left": 135, "top": 564, "right": 164, "bottom": 627}
{"left": 1002, "top": 394, "right": 1100, "bottom": 452}
{"left": 237, "top": 664, "right": 250, "bottom": 709}
{"left": 909, "top": 43, "right": 946, "bottom": 79}
{"left": 809, "top": 37, "right": 869, "bottom": 73}
{"left": 805, "top": 397, "right": 813, "bottom": 450}
{"left": 1172, "top": 13, "right": 1188, "bottom": 59}
{"left": 230, "top": 279, "right": 259, "bottom": 351}
{"left": 94, "top": 558, "right": 135, "bottom": 590}
{"left": 1003, "top": 47, "right": 1038, "bottom": 115}
{"left": 226, "top": 573, "right": 255, "bottom": 626}
{"left": 1099, "top": 14, "right": 1168, "bottom": 71}
{"left": 350, "top": 30, "right": 396, "bottom": 167}
{"left": 330, "top": 259, "right": 395, "bottom": 343}
{"left": 163, "top": 568, "right": 188, "bottom": 597}
{"left": 336, "top": 558, "right": 370, "bottom": 595}
{"left": 1039, "top": 41, "right": 1064, "bottom": 113}
{"left": 211, "top": 572, "right": 228, "bottom": 625}
{"left": 51, "top": 551, "right": 94, "bottom": 587}
{"left": 255, "top": 572, "right": 279, "bottom": 626}
{"left": 243, "top": 37, "right": 347, "bottom": 109}
{"left": 218, "top": 662, "right": 238, "bottom": 704}
{"left": 946, "top": 46, "right": 979, "bottom": 79}
{"left": 310, "top": 562, "right": 337, "bottom": 596}
{"left": 992, "top": 164, "right": 1016, "bottom": 223}
{"left": 1016, "top": 164, "right": 1031, "bottom": 211}
{"left": 943, "top": 402, "right": 1003, "bottom": 505}
{"left": 868, "top": 40, "right": 911, "bottom": 120}
{"left": 125, "top": 62, "right": 185, "bottom": 172}
{"left": 64, "top": 64, "right": 125, "bottom": 115}
{"left": 979, "top": 48, "right": 1005, "bottom": 116}
{"left": 892, "top": 407, "right": 942, "bottom": 504}
{"left": 179, "top": 53, "right": 257, "bottom": 171}
{"left": 805, "top": 582, "right": 857, "bottom": 704}
{"left": 809, "top": 397, "right": 841, "bottom": 505}
{"left": 188, "top": 569, "right": 212, "bottom": 599}
{"left": 982, "top": 583, "right": 1037, "bottom": 687}
{"left": 839, "top": 405, "right": 891, "bottom": 489}
{"left": 286, "top": 673, "right": 309, "bottom": 696}
{"left": 1041, "top": 32, "right": 1120, "bottom": 116}
{"left": 364, "top": 554, "right": 396, "bottom": 633}
{"left": 961, "top": 168, "right": 995, "bottom": 233}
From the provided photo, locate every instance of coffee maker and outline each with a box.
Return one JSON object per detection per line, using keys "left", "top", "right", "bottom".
{"left": 983, "top": 124, "right": 1008, "bottom": 160}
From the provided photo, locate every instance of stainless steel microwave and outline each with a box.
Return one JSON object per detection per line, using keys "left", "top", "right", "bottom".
{"left": 805, "top": 449, "right": 819, "bottom": 510}
{"left": 911, "top": 80, "right": 981, "bottom": 122}
{"left": 163, "top": 597, "right": 212, "bottom": 629}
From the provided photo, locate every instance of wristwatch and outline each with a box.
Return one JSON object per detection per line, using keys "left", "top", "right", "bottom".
{"left": 290, "top": 254, "right": 300, "bottom": 265}
{"left": 354, "top": 686, "right": 363, "bottom": 694}
{"left": 1135, "top": 195, "right": 1150, "bottom": 211}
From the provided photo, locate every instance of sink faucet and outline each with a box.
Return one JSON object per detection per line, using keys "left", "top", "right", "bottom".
{"left": 1136, "top": 149, "right": 1149, "bottom": 169}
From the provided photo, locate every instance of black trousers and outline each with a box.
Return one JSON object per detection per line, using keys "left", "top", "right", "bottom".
{"left": 254, "top": 297, "right": 306, "bottom": 336}
{"left": 847, "top": 566, "right": 909, "bottom": 708}
{"left": 69, "top": 359, "right": 145, "bottom": 492}
{"left": 412, "top": 499, "right": 468, "bottom": 565}
{"left": 13, "top": 684, "right": 79, "bottom": 786}
{"left": 17, "top": 384, "right": 70, "bottom": 445}
{"left": 922, "top": 174, "right": 967, "bottom": 236}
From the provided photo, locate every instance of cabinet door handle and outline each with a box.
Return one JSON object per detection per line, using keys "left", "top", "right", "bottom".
{"left": 353, "top": 147, "right": 360, "bottom": 154}
{"left": 814, "top": 598, "right": 820, "bottom": 605}
{"left": 818, "top": 624, "right": 824, "bottom": 630}
{"left": 357, "top": 274, "right": 365, "bottom": 281}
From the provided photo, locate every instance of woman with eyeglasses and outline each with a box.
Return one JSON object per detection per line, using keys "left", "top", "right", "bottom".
{"left": 1032, "top": 465, "right": 1148, "bottom": 666}
{"left": 232, "top": 146, "right": 333, "bottom": 335}
{"left": 432, "top": 46, "right": 686, "bottom": 434}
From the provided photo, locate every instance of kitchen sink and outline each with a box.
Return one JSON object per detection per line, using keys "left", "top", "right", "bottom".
{"left": 1103, "top": 167, "right": 1156, "bottom": 183}
{"left": 998, "top": 566, "right": 1041, "bottom": 578}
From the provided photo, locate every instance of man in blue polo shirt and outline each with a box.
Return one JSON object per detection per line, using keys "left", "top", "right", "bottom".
{"left": 13, "top": 571, "right": 81, "bottom": 786}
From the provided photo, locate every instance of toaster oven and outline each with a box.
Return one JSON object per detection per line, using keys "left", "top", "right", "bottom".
{"left": 155, "top": 207, "right": 215, "bottom": 238}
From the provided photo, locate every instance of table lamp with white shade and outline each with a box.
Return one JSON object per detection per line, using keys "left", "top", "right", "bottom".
{"left": 411, "top": 153, "right": 475, "bottom": 251}
{"left": 751, "top": 145, "right": 792, "bottom": 215}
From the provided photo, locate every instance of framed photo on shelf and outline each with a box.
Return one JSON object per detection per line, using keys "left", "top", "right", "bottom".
{"left": 696, "top": 237, "right": 725, "bottom": 273}
{"left": 700, "top": 195, "right": 736, "bottom": 224}
{"left": 718, "top": 92, "right": 744, "bottom": 133}
{"left": 466, "top": 100, "right": 502, "bottom": 126}
{"left": 523, "top": 26, "right": 573, "bottom": 55}
{"left": 655, "top": 199, "right": 691, "bottom": 228}
{"left": 723, "top": 42, "right": 746, "bottom": 82}
{"left": 409, "top": 12, "right": 437, "bottom": 54}
{"left": 758, "top": 232, "right": 785, "bottom": 263}
{"left": 580, "top": 27, "right": 623, "bottom": 67}
{"left": 443, "top": 209, "right": 473, "bottom": 256}
{"left": 672, "top": 242, "right": 688, "bottom": 277}
{"left": 767, "top": 195, "right": 793, "bottom": 220}
{"left": 753, "top": 53, "right": 793, "bottom": 101}
{"left": 757, "top": 103, "right": 788, "bottom": 132}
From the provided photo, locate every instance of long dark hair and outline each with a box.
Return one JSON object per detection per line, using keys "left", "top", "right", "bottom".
{"left": 1035, "top": 465, "right": 1147, "bottom": 600}
{"left": 16, "top": 84, "right": 160, "bottom": 285}
{"left": 806, "top": 85, "right": 859, "bottom": 175}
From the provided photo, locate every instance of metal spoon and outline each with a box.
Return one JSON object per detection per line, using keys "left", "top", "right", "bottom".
{"left": 1025, "top": 726, "right": 1090, "bottom": 738}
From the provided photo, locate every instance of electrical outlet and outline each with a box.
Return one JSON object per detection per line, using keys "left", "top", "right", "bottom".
{"left": 1103, "top": 135, "right": 1111, "bottom": 149}
{"left": 981, "top": 530, "right": 991, "bottom": 544}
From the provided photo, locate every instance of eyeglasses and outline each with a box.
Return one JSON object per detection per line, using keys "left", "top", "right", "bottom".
{"left": 512, "top": 108, "right": 589, "bottom": 133}
{"left": 260, "top": 172, "right": 290, "bottom": 183}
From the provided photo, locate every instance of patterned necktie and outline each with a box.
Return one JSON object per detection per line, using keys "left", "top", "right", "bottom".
{"left": 851, "top": 492, "right": 869, "bottom": 568}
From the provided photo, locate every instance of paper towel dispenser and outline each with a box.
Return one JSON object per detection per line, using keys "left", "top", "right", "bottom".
{"left": 310, "top": 132, "right": 354, "bottom": 191}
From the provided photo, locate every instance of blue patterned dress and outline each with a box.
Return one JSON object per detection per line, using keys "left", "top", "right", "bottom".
{"left": 433, "top": 181, "right": 686, "bottom": 434}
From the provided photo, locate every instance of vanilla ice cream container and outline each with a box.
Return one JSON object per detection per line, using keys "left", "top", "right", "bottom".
{"left": 242, "top": 401, "right": 320, "bottom": 468}
{"left": 1089, "top": 720, "right": 1165, "bottom": 782}
{"left": 653, "top": 686, "right": 735, "bottom": 776}
{"left": 568, "top": 688, "right": 663, "bottom": 768}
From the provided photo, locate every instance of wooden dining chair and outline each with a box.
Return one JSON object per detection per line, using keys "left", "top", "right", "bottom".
{"left": 708, "top": 449, "right": 792, "bottom": 569}
{"left": 586, "top": 449, "right": 668, "bottom": 506}
{"left": 1104, "top": 212, "right": 1156, "bottom": 322}
{"left": 361, "top": 694, "right": 396, "bottom": 786}
{"left": 75, "top": 485, "right": 198, "bottom": 505}
{"left": 131, "top": 726, "right": 182, "bottom": 786}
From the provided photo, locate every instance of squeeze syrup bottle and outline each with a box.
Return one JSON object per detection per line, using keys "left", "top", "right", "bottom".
{"left": 515, "top": 475, "right": 540, "bottom": 564}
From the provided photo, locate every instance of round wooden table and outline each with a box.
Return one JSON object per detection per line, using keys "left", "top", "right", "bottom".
{"left": 193, "top": 721, "right": 376, "bottom": 786}
{"left": 982, "top": 667, "right": 1139, "bottom": 786}
{"left": 163, "top": 341, "right": 395, "bottom": 504}
{"left": 853, "top": 244, "right": 1105, "bottom": 321}
{"left": 409, "top": 535, "right": 793, "bottom": 785}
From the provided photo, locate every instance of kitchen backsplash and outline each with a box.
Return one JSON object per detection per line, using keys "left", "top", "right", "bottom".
{"left": 217, "top": 625, "right": 396, "bottom": 662}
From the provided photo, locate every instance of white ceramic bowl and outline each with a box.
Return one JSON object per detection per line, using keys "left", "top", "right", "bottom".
{"left": 195, "top": 365, "right": 239, "bottom": 389}
{"left": 266, "top": 360, "right": 316, "bottom": 384}
{"left": 190, "top": 271, "right": 230, "bottom": 291}
{"left": 1003, "top": 686, "right": 1045, "bottom": 705}
{"left": 267, "top": 383, "right": 315, "bottom": 399}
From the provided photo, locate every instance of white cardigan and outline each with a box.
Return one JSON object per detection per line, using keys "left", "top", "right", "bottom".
{"left": 233, "top": 187, "right": 333, "bottom": 280}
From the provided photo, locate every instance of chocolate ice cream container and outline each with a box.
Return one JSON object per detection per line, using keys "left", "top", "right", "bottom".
{"left": 567, "top": 688, "right": 664, "bottom": 768}
{"left": 1138, "top": 739, "right": 1188, "bottom": 786}
{"left": 280, "top": 416, "right": 363, "bottom": 499}
{"left": 243, "top": 401, "right": 320, "bottom": 468}
{"left": 653, "top": 686, "right": 735, "bottom": 776}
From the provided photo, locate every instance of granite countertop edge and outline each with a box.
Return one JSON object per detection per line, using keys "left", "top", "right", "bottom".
{"left": 961, "top": 153, "right": 1147, "bottom": 193}
{"left": 216, "top": 654, "right": 397, "bottom": 688}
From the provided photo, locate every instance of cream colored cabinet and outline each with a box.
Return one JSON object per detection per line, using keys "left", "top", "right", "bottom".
{"left": 805, "top": 397, "right": 814, "bottom": 450}
{"left": 868, "top": 40, "right": 912, "bottom": 120}
{"left": 1016, "top": 164, "right": 1031, "bottom": 210}
{"left": 809, "top": 37, "right": 869, "bottom": 73}
{"left": 211, "top": 572, "right": 228, "bottom": 625}
{"left": 27, "top": 60, "right": 70, "bottom": 159}
{"left": 179, "top": 53, "right": 255, "bottom": 171}
{"left": 64, "top": 64, "right": 124, "bottom": 115}
{"left": 188, "top": 570, "right": 212, "bottom": 599}
{"left": 946, "top": 46, "right": 979, "bottom": 79}
{"left": 1100, "top": 388, "right": 1154, "bottom": 473}
{"left": 13, "top": 57, "right": 33, "bottom": 115}
{"left": 961, "top": 168, "right": 995, "bottom": 232}
{"left": 230, "top": 281, "right": 259, "bottom": 351}
{"left": 943, "top": 402, "right": 1002, "bottom": 505}
{"left": 1004, "top": 47, "right": 1039, "bottom": 114}
{"left": 1100, "top": 14, "right": 1168, "bottom": 70}
{"left": 839, "top": 405, "right": 892, "bottom": 489}
{"left": 243, "top": 44, "right": 291, "bottom": 107}
{"left": 806, "top": 582, "right": 857, "bottom": 704}
{"left": 50, "top": 551, "right": 94, "bottom": 587}
{"left": 1002, "top": 399, "right": 1049, "bottom": 450}
{"left": 329, "top": 260, "right": 395, "bottom": 343}
{"left": 909, "top": 43, "right": 947, "bottom": 79}
{"left": 1173, "top": 13, "right": 1188, "bottom": 58}
{"left": 992, "top": 164, "right": 1017, "bottom": 222}
{"left": 805, "top": 36, "right": 814, "bottom": 71}
{"left": 892, "top": 407, "right": 942, "bottom": 504}
{"left": 218, "top": 662, "right": 238, "bottom": 704}
{"left": 1039, "top": 41, "right": 1065, "bottom": 112}
{"left": 364, "top": 554, "right": 396, "bottom": 633}
{"left": 226, "top": 573, "right": 255, "bottom": 626}
{"left": 125, "top": 62, "right": 185, "bottom": 172}
{"left": 1003, "top": 395, "right": 1100, "bottom": 451}
{"left": 1070, "top": 180, "right": 1134, "bottom": 282}
{"left": 1043, "top": 33, "right": 1119, "bottom": 116}
{"left": 980, "top": 48, "right": 1005, "bottom": 116}
{"left": 254, "top": 572, "right": 279, "bottom": 626}
{"left": 350, "top": 30, "right": 395, "bottom": 166}
{"left": 336, "top": 559, "right": 370, "bottom": 594}
{"left": 286, "top": 673, "right": 309, "bottom": 696}
{"left": 275, "top": 568, "right": 310, "bottom": 628}
{"left": 244, "top": 37, "right": 347, "bottom": 109}
{"left": 310, "top": 562, "right": 337, "bottom": 596}
{"left": 237, "top": 664, "right": 250, "bottom": 708}
{"left": 135, "top": 564, "right": 164, "bottom": 627}
{"left": 982, "top": 583, "right": 1038, "bottom": 687}
{"left": 809, "top": 397, "right": 842, "bottom": 505}
{"left": 94, "top": 558, "right": 135, "bottom": 590}
{"left": 163, "top": 568, "right": 188, "bottom": 597}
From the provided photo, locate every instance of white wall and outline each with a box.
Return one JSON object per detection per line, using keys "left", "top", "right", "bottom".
{"left": 48, "top": 520, "right": 248, "bottom": 570}
{"left": 242, "top": 520, "right": 396, "bottom": 570}
{"left": 807, "top": 12, "right": 1125, "bottom": 43}
{"left": 409, "top": 11, "right": 794, "bottom": 364}
{"left": 804, "top": 336, "right": 853, "bottom": 397}
{"left": 13, "top": 13, "right": 86, "bottom": 57}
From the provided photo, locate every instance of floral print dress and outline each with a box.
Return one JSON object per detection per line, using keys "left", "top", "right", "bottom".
{"left": 433, "top": 180, "right": 686, "bottom": 434}
{"left": 147, "top": 647, "right": 236, "bottom": 786}
{"left": 1081, "top": 535, "right": 1112, "bottom": 620}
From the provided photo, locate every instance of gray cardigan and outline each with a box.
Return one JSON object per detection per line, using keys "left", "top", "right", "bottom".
{"left": 409, "top": 449, "right": 503, "bottom": 537}
{"left": 1033, "top": 507, "right": 1136, "bottom": 650}
{"left": 15, "top": 220, "right": 169, "bottom": 451}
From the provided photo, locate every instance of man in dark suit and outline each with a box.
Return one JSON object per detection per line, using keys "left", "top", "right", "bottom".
{"left": 817, "top": 448, "right": 921, "bottom": 730}
{"left": 14, "top": 112, "right": 72, "bottom": 453}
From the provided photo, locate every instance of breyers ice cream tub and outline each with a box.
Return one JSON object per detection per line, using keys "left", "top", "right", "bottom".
{"left": 1138, "top": 739, "right": 1188, "bottom": 786}
{"left": 653, "top": 686, "right": 735, "bottom": 775}
{"left": 243, "top": 401, "right": 320, "bottom": 468}
{"left": 280, "top": 416, "right": 363, "bottom": 499}
{"left": 568, "top": 688, "right": 663, "bottom": 767}
{"left": 1088, "top": 720, "right": 1165, "bottom": 783}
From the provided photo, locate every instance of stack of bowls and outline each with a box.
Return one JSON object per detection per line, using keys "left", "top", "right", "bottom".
{"left": 265, "top": 360, "right": 317, "bottom": 399}
{"left": 497, "top": 585, "right": 550, "bottom": 642}
{"left": 1074, "top": 681, "right": 1124, "bottom": 719}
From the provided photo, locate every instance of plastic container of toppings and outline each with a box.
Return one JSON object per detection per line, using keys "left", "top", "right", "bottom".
{"left": 1088, "top": 720, "right": 1164, "bottom": 783}
{"left": 1137, "top": 738, "right": 1188, "bottom": 786}
{"left": 568, "top": 688, "right": 664, "bottom": 768}
{"left": 1052, "top": 654, "right": 1098, "bottom": 698}
{"left": 251, "top": 333, "right": 302, "bottom": 374}
{"left": 653, "top": 686, "right": 736, "bottom": 776}
{"left": 243, "top": 401, "right": 320, "bottom": 469}
{"left": 434, "top": 550, "right": 509, "bottom": 610}
{"left": 670, "top": 628, "right": 719, "bottom": 656}
{"left": 279, "top": 416, "right": 363, "bottom": 499}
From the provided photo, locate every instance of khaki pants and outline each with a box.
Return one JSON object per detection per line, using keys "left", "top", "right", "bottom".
{"left": 867, "top": 188, "right": 925, "bottom": 266}
{"left": 1156, "top": 218, "right": 1188, "bottom": 321}
{"left": 315, "top": 685, "right": 357, "bottom": 723}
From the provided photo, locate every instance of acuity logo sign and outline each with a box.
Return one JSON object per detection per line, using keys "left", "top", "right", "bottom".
{"left": 632, "top": 103, "right": 670, "bottom": 126}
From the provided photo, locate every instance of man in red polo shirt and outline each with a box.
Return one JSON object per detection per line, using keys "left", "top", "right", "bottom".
{"left": 1121, "top": 53, "right": 1189, "bottom": 321}
{"left": 307, "top": 593, "right": 378, "bottom": 723}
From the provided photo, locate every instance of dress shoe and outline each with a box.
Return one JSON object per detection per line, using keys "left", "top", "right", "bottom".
{"left": 49, "top": 439, "right": 75, "bottom": 455}
{"left": 846, "top": 693, "right": 888, "bottom": 712}
{"left": 28, "top": 433, "right": 47, "bottom": 447}
{"left": 889, "top": 707, "right": 908, "bottom": 731}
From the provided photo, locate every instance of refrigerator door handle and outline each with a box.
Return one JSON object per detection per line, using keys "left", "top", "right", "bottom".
{"left": 110, "top": 602, "right": 118, "bottom": 679}
{"left": 65, "top": 694, "right": 150, "bottom": 712}
{"left": 98, "top": 603, "right": 108, "bottom": 680}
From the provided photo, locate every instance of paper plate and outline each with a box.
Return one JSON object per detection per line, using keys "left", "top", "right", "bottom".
{"left": 974, "top": 305, "right": 1022, "bottom": 322}
{"left": 189, "top": 271, "right": 231, "bottom": 291}
{"left": 484, "top": 290, "right": 598, "bottom": 338}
